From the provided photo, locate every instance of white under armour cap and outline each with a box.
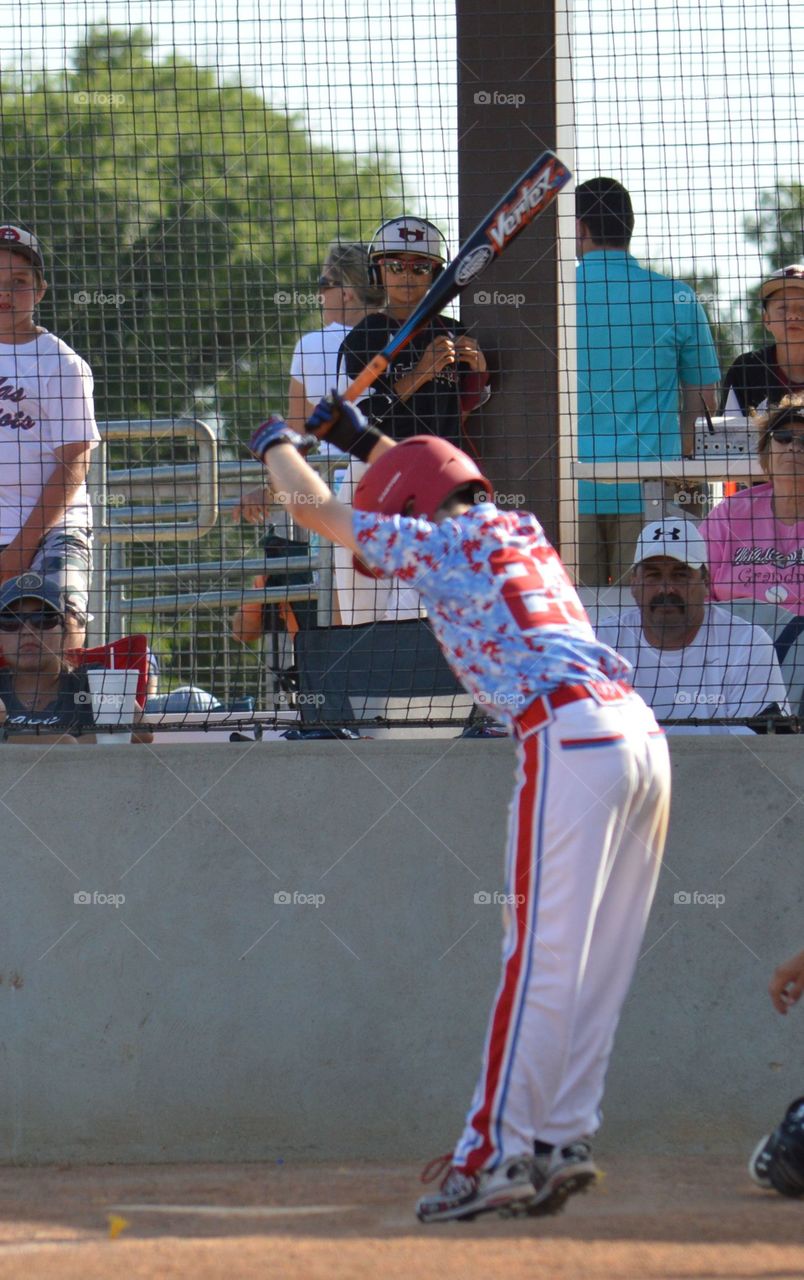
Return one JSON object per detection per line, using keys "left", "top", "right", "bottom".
{"left": 631, "top": 519, "right": 707, "bottom": 570}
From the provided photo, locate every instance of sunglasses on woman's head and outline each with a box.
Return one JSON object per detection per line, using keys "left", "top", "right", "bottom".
{"left": 0, "top": 609, "right": 64, "bottom": 632}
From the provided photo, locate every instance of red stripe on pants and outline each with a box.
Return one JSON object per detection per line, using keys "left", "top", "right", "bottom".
{"left": 463, "top": 732, "right": 541, "bottom": 1174}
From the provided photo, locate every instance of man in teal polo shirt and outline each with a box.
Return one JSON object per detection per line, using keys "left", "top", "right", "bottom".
{"left": 576, "top": 178, "right": 720, "bottom": 585}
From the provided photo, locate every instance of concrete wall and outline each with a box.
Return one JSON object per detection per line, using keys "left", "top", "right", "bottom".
{"left": 1, "top": 737, "right": 801, "bottom": 1164}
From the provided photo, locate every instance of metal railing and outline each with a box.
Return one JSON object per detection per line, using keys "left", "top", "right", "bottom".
{"left": 87, "top": 422, "right": 346, "bottom": 710}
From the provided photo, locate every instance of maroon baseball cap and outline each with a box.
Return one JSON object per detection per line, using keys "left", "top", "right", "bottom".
{"left": 0, "top": 225, "right": 44, "bottom": 271}
{"left": 760, "top": 264, "right": 804, "bottom": 303}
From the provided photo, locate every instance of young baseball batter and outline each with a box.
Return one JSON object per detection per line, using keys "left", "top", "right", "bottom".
{"left": 248, "top": 398, "right": 671, "bottom": 1223}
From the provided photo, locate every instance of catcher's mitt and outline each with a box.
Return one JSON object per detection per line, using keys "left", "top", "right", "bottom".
{"left": 765, "top": 1096, "right": 804, "bottom": 1197}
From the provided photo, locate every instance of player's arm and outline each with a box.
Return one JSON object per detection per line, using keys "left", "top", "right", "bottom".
{"left": 769, "top": 948, "right": 804, "bottom": 1015}
{"left": 0, "top": 442, "right": 93, "bottom": 580}
{"left": 263, "top": 445, "right": 359, "bottom": 552}
{"left": 248, "top": 400, "right": 394, "bottom": 555}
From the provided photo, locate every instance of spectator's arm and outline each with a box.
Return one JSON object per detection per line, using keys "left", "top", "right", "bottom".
{"left": 0, "top": 443, "right": 93, "bottom": 581}
{"left": 231, "top": 577, "right": 267, "bottom": 644}
{"left": 681, "top": 385, "right": 717, "bottom": 457}
{"left": 286, "top": 375, "right": 313, "bottom": 434}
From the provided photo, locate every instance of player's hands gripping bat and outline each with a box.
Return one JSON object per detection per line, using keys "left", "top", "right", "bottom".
{"left": 341, "top": 149, "right": 571, "bottom": 407}
{"left": 304, "top": 395, "right": 382, "bottom": 460}
{"left": 248, "top": 414, "right": 317, "bottom": 462}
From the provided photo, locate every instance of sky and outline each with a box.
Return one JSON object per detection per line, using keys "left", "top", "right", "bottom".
{"left": 6, "top": 0, "right": 803, "bottom": 320}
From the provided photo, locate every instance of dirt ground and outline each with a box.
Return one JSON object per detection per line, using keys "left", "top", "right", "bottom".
{"left": 0, "top": 1155, "right": 802, "bottom": 1280}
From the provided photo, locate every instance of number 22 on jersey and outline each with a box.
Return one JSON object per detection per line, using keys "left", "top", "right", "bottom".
{"left": 489, "top": 546, "right": 586, "bottom": 631}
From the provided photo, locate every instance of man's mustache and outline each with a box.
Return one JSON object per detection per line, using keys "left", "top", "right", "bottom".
{"left": 648, "top": 592, "right": 686, "bottom": 609}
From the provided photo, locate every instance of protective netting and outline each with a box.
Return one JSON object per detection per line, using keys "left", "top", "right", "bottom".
{"left": 0, "top": 0, "right": 801, "bottom": 739}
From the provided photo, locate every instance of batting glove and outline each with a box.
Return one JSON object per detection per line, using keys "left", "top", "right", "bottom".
{"left": 248, "top": 414, "right": 315, "bottom": 462}
{"left": 305, "top": 394, "right": 381, "bottom": 462}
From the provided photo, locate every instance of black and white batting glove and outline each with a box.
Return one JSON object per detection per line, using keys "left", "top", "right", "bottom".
{"left": 305, "top": 393, "right": 382, "bottom": 462}
{"left": 248, "top": 414, "right": 316, "bottom": 462}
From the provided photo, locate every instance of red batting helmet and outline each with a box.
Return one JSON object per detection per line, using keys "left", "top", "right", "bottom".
{"left": 353, "top": 437, "right": 493, "bottom": 521}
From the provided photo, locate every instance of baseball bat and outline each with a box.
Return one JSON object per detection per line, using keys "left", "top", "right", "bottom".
{"left": 342, "top": 150, "right": 572, "bottom": 405}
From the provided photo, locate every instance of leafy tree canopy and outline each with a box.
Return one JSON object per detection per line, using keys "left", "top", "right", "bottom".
{"left": 0, "top": 26, "right": 402, "bottom": 436}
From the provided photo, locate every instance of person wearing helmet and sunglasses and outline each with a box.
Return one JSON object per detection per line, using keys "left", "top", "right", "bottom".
{"left": 331, "top": 217, "right": 489, "bottom": 627}
{"left": 247, "top": 399, "right": 670, "bottom": 1224}
{"left": 337, "top": 216, "right": 489, "bottom": 449}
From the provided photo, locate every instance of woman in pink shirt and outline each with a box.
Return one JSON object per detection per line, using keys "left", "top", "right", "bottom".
{"left": 701, "top": 395, "right": 804, "bottom": 613}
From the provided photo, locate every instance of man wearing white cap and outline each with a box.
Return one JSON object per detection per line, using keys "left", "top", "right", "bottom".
{"left": 594, "top": 518, "right": 790, "bottom": 733}
{"left": 721, "top": 265, "right": 804, "bottom": 416}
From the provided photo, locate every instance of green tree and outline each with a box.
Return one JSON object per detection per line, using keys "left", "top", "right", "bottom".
{"left": 0, "top": 25, "right": 402, "bottom": 441}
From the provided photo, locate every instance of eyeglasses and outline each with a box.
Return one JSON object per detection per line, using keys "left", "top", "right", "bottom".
{"left": 0, "top": 610, "right": 64, "bottom": 632}
{"left": 769, "top": 426, "right": 804, "bottom": 449}
{"left": 378, "top": 258, "right": 434, "bottom": 277}
{"left": 317, "top": 277, "right": 342, "bottom": 291}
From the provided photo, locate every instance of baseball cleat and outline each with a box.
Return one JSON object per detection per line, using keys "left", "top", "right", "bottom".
{"left": 416, "top": 1153, "right": 537, "bottom": 1223}
{"left": 528, "top": 1139, "right": 599, "bottom": 1215}
{"left": 748, "top": 1134, "right": 774, "bottom": 1189}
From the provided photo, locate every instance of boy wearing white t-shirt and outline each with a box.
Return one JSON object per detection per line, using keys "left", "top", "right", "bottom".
{"left": 0, "top": 224, "right": 100, "bottom": 622}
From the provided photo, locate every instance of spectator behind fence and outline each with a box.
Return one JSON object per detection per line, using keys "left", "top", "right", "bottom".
{"left": 0, "top": 575, "right": 97, "bottom": 743}
{"left": 230, "top": 524, "right": 316, "bottom": 703}
{"left": 721, "top": 265, "right": 804, "bottom": 416}
{"left": 575, "top": 179, "right": 720, "bottom": 586}
{"left": 0, "top": 224, "right": 100, "bottom": 622}
{"left": 235, "top": 242, "right": 384, "bottom": 527}
{"left": 288, "top": 242, "right": 385, "bottom": 435}
{"left": 701, "top": 396, "right": 804, "bottom": 614}
{"left": 594, "top": 519, "right": 790, "bottom": 734}
{"left": 333, "top": 216, "right": 489, "bottom": 625}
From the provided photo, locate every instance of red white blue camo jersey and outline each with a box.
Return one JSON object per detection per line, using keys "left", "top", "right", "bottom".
{"left": 352, "top": 503, "right": 630, "bottom": 725}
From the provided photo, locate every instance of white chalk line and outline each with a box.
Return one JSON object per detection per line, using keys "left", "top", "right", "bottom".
{"left": 107, "top": 1203, "right": 358, "bottom": 1218}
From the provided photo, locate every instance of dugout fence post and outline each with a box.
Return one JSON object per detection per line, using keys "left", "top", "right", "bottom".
{"left": 456, "top": 0, "right": 565, "bottom": 547}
